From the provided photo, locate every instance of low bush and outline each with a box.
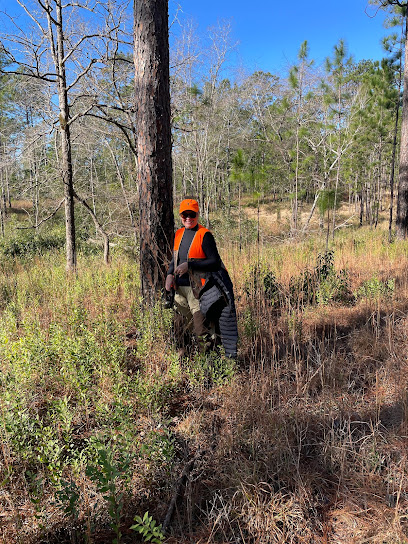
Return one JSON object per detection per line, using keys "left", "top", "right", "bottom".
{"left": 289, "top": 250, "right": 353, "bottom": 307}
{"left": 354, "top": 276, "right": 395, "bottom": 301}
{"left": 0, "top": 229, "right": 66, "bottom": 257}
{"left": 244, "top": 250, "right": 353, "bottom": 310}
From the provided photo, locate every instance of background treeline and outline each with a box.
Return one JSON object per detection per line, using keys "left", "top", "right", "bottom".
{"left": 0, "top": 7, "right": 404, "bottom": 246}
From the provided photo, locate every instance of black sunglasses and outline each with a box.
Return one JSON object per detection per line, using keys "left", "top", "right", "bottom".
{"left": 181, "top": 211, "right": 197, "bottom": 219}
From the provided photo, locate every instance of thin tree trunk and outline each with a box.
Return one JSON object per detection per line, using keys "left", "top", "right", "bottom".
{"left": 302, "top": 183, "right": 325, "bottom": 233}
{"left": 366, "top": 177, "right": 370, "bottom": 224}
{"left": 47, "top": 0, "right": 76, "bottom": 271}
{"left": 389, "top": 85, "right": 400, "bottom": 242}
{"left": 332, "top": 84, "right": 342, "bottom": 241}
{"left": 1, "top": 166, "right": 6, "bottom": 218}
{"left": 239, "top": 184, "right": 242, "bottom": 253}
{"left": 326, "top": 208, "right": 330, "bottom": 251}
{"left": 106, "top": 141, "right": 138, "bottom": 244}
{"left": 375, "top": 146, "right": 382, "bottom": 229}
{"left": 90, "top": 156, "right": 96, "bottom": 214}
{"left": 360, "top": 187, "right": 364, "bottom": 227}
{"left": 0, "top": 165, "right": 4, "bottom": 237}
{"left": 4, "top": 144, "right": 10, "bottom": 208}
{"left": 397, "top": 13, "right": 408, "bottom": 238}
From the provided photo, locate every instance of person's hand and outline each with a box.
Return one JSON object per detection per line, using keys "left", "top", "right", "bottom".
{"left": 174, "top": 262, "right": 188, "bottom": 276}
{"left": 165, "top": 274, "right": 175, "bottom": 291}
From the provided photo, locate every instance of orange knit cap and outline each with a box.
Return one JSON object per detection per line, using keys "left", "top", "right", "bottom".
{"left": 179, "top": 199, "right": 199, "bottom": 214}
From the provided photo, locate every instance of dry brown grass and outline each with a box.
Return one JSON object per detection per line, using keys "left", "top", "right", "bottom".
{"left": 163, "top": 217, "right": 408, "bottom": 543}
{"left": 3, "top": 210, "right": 408, "bottom": 543}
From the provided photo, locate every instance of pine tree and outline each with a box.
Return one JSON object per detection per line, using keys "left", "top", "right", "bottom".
{"left": 134, "top": 0, "right": 174, "bottom": 303}
{"left": 372, "top": 0, "right": 408, "bottom": 237}
{"left": 324, "top": 40, "right": 354, "bottom": 240}
{"left": 288, "top": 40, "right": 314, "bottom": 233}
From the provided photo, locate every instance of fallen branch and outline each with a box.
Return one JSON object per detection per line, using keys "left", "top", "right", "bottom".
{"left": 334, "top": 214, "right": 356, "bottom": 230}
{"left": 162, "top": 449, "right": 203, "bottom": 534}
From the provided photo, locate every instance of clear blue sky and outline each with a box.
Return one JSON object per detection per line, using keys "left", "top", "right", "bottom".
{"left": 172, "top": 0, "right": 391, "bottom": 73}
{"left": 1, "top": 0, "right": 391, "bottom": 74}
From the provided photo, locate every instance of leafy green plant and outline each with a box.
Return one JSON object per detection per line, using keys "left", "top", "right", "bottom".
{"left": 0, "top": 229, "right": 66, "bottom": 258}
{"left": 26, "top": 470, "right": 47, "bottom": 533}
{"left": 242, "top": 307, "right": 258, "bottom": 338}
{"left": 140, "top": 423, "right": 175, "bottom": 465}
{"left": 55, "top": 478, "right": 81, "bottom": 520}
{"left": 315, "top": 249, "right": 334, "bottom": 280}
{"left": 5, "top": 407, "right": 66, "bottom": 485}
{"left": 354, "top": 277, "right": 395, "bottom": 301}
{"left": 289, "top": 250, "right": 352, "bottom": 307}
{"left": 86, "top": 445, "right": 131, "bottom": 544}
{"left": 131, "top": 512, "right": 165, "bottom": 543}
{"left": 195, "top": 350, "right": 236, "bottom": 386}
{"left": 316, "top": 269, "right": 352, "bottom": 305}
{"left": 289, "top": 268, "right": 317, "bottom": 307}
{"left": 244, "top": 262, "right": 282, "bottom": 307}
{"left": 51, "top": 395, "right": 74, "bottom": 443}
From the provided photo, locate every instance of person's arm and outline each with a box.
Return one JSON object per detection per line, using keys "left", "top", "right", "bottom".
{"left": 166, "top": 257, "right": 175, "bottom": 290}
{"left": 188, "top": 232, "right": 222, "bottom": 272}
{"left": 167, "top": 256, "right": 175, "bottom": 275}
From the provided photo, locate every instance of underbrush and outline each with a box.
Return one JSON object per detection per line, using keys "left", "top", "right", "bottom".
{"left": 0, "top": 255, "right": 184, "bottom": 543}
{"left": 1, "top": 225, "right": 408, "bottom": 543}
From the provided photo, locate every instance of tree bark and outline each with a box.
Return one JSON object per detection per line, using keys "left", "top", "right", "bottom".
{"left": 46, "top": 0, "right": 76, "bottom": 271}
{"left": 397, "top": 13, "right": 408, "bottom": 238}
{"left": 360, "top": 187, "right": 364, "bottom": 227}
{"left": 134, "top": 0, "right": 174, "bottom": 304}
{"left": 0, "top": 164, "right": 5, "bottom": 237}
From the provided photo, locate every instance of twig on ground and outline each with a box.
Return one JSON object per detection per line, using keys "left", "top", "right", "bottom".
{"left": 162, "top": 449, "right": 204, "bottom": 534}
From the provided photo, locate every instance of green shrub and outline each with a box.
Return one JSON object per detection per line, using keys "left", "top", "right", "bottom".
{"left": 0, "top": 229, "right": 66, "bottom": 258}
{"left": 244, "top": 262, "right": 282, "bottom": 307}
{"left": 131, "top": 512, "right": 165, "bottom": 543}
{"left": 289, "top": 250, "right": 352, "bottom": 307}
{"left": 184, "top": 350, "right": 236, "bottom": 387}
{"left": 355, "top": 277, "right": 395, "bottom": 301}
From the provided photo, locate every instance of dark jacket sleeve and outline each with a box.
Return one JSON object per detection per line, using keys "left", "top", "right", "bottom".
{"left": 188, "top": 232, "right": 222, "bottom": 272}
{"left": 167, "top": 256, "right": 175, "bottom": 276}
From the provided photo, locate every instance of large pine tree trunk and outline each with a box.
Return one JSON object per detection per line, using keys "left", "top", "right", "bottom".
{"left": 397, "top": 14, "right": 408, "bottom": 239}
{"left": 134, "top": 0, "right": 174, "bottom": 303}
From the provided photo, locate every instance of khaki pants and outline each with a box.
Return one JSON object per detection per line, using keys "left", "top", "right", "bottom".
{"left": 174, "top": 285, "right": 200, "bottom": 318}
{"left": 174, "top": 286, "right": 216, "bottom": 352}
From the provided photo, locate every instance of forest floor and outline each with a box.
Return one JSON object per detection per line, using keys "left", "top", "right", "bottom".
{"left": 0, "top": 203, "right": 408, "bottom": 543}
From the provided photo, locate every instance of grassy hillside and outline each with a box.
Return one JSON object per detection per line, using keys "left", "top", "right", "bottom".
{"left": 1, "top": 208, "right": 408, "bottom": 543}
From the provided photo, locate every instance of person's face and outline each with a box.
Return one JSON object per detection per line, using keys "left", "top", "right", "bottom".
{"left": 180, "top": 210, "right": 198, "bottom": 229}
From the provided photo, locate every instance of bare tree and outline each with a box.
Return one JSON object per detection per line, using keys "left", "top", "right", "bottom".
{"left": 0, "top": 0, "right": 117, "bottom": 270}
{"left": 289, "top": 40, "right": 314, "bottom": 232}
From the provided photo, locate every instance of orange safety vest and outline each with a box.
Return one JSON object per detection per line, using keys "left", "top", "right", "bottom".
{"left": 173, "top": 224, "right": 210, "bottom": 286}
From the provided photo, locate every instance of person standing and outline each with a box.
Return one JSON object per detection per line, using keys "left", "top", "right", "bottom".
{"left": 165, "top": 198, "right": 238, "bottom": 358}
